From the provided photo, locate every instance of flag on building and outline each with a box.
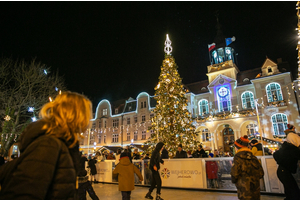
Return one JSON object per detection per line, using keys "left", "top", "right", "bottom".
{"left": 226, "top": 36, "right": 236, "bottom": 46}
{"left": 208, "top": 43, "right": 216, "bottom": 52}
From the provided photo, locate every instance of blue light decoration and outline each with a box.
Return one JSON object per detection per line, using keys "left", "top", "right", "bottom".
{"left": 216, "top": 85, "right": 232, "bottom": 112}
{"left": 43, "top": 69, "right": 47, "bottom": 75}
{"left": 55, "top": 87, "right": 58, "bottom": 91}
{"left": 31, "top": 116, "right": 37, "bottom": 122}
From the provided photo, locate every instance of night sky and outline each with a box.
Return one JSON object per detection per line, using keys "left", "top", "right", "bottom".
{"left": 0, "top": 2, "right": 298, "bottom": 109}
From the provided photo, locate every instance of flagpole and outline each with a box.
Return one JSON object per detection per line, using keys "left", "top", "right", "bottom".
{"left": 208, "top": 45, "right": 212, "bottom": 65}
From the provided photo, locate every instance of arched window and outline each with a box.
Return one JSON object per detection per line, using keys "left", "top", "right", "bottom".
{"left": 198, "top": 99, "right": 209, "bottom": 115}
{"left": 266, "top": 83, "right": 283, "bottom": 102}
{"left": 241, "top": 91, "right": 255, "bottom": 109}
{"left": 246, "top": 124, "right": 257, "bottom": 135}
{"left": 243, "top": 78, "right": 249, "bottom": 82}
{"left": 271, "top": 113, "right": 288, "bottom": 135}
{"left": 202, "top": 128, "right": 211, "bottom": 142}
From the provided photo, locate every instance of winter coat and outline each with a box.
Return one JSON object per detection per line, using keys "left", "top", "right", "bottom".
{"left": 273, "top": 141, "right": 300, "bottom": 174}
{"left": 251, "top": 143, "right": 263, "bottom": 156}
{"left": 132, "top": 152, "right": 141, "bottom": 160}
{"left": 150, "top": 142, "right": 164, "bottom": 171}
{"left": 0, "top": 120, "right": 80, "bottom": 200}
{"left": 161, "top": 148, "right": 169, "bottom": 159}
{"left": 113, "top": 157, "right": 143, "bottom": 191}
{"left": 88, "top": 158, "right": 97, "bottom": 175}
{"left": 231, "top": 148, "right": 264, "bottom": 200}
{"left": 206, "top": 161, "right": 218, "bottom": 179}
{"left": 193, "top": 149, "right": 207, "bottom": 158}
{"left": 174, "top": 150, "right": 188, "bottom": 158}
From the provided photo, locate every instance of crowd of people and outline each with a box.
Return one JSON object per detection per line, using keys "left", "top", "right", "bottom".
{"left": 0, "top": 91, "right": 299, "bottom": 200}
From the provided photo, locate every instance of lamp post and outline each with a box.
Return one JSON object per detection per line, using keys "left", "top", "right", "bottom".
{"left": 254, "top": 99, "right": 265, "bottom": 155}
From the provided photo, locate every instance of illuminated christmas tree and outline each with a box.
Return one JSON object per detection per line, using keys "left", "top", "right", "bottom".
{"left": 145, "top": 34, "right": 199, "bottom": 156}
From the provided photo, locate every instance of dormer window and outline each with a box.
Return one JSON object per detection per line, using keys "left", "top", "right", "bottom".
{"left": 243, "top": 78, "right": 249, "bottom": 82}
{"left": 102, "top": 109, "right": 107, "bottom": 116}
{"left": 115, "top": 108, "right": 118, "bottom": 114}
{"left": 268, "top": 67, "right": 272, "bottom": 73}
{"left": 201, "top": 87, "right": 206, "bottom": 90}
{"left": 128, "top": 106, "right": 132, "bottom": 111}
{"left": 141, "top": 101, "right": 146, "bottom": 108}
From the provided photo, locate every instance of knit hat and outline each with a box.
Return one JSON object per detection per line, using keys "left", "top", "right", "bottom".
{"left": 234, "top": 135, "right": 249, "bottom": 149}
{"left": 178, "top": 144, "right": 183, "bottom": 148}
{"left": 120, "top": 152, "right": 128, "bottom": 158}
{"left": 209, "top": 153, "right": 214, "bottom": 158}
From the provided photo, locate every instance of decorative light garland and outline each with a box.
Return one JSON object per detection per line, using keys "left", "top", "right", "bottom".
{"left": 297, "top": 2, "right": 300, "bottom": 86}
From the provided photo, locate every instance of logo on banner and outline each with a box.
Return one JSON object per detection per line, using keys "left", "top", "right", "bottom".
{"left": 161, "top": 168, "right": 171, "bottom": 179}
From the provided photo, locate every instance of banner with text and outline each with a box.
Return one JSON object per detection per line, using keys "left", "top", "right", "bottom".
{"left": 96, "top": 162, "right": 112, "bottom": 182}
{"left": 160, "top": 159, "right": 203, "bottom": 188}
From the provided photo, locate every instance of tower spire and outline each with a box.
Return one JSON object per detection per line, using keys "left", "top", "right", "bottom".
{"left": 164, "top": 34, "right": 173, "bottom": 55}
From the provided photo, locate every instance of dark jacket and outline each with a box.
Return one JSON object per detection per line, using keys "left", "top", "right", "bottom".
{"left": 132, "top": 152, "right": 141, "bottom": 160}
{"left": 150, "top": 142, "right": 164, "bottom": 171}
{"left": 174, "top": 150, "right": 187, "bottom": 158}
{"left": 88, "top": 158, "right": 97, "bottom": 175}
{"left": 273, "top": 141, "right": 300, "bottom": 174}
{"left": 0, "top": 120, "right": 80, "bottom": 200}
{"left": 161, "top": 148, "right": 169, "bottom": 159}
{"left": 231, "top": 148, "right": 264, "bottom": 200}
{"left": 193, "top": 149, "right": 207, "bottom": 158}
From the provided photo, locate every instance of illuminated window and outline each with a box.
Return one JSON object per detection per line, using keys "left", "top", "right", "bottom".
{"left": 90, "top": 133, "right": 94, "bottom": 145}
{"left": 103, "top": 109, "right": 107, "bottom": 116}
{"left": 112, "top": 119, "right": 119, "bottom": 128}
{"left": 217, "top": 86, "right": 231, "bottom": 112}
{"left": 266, "top": 83, "right": 283, "bottom": 102}
{"left": 241, "top": 91, "right": 254, "bottom": 109}
{"left": 246, "top": 124, "right": 257, "bottom": 135}
{"left": 98, "top": 135, "right": 101, "bottom": 143}
{"left": 112, "top": 134, "right": 119, "bottom": 143}
{"left": 142, "top": 131, "right": 146, "bottom": 140}
{"left": 134, "top": 131, "right": 138, "bottom": 140}
{"left": 127, "top": 133, "right": 130, "bottom": 141}
{"left": 104, "top": 135, "right": 106, "bottom": 143}
{"left": 272, "top": 113, "right": 288, "bottom": 135}
{"left": 198, "top": 99, "right": 209, "bottom": 115}
{"left": 202, "top": 128, "right": 211, "bottom": 142}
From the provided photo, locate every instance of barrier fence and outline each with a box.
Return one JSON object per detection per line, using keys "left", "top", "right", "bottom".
{"left": 94, "top": 156, "right": 300, "bottom": 194}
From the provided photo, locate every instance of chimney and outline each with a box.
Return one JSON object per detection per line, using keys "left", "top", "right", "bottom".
{"left": 277, "top": 58, "right": 282, "bottom": 63}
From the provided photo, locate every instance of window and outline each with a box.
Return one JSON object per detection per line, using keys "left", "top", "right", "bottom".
{"left": 268, "top": 67, "right": 272, "bottom": 73}
{"left": 104, "top": 120, "right": 107, "bottom": 128}
{"left": 127, "top": 133, "right": 130, "bottom": 141}
{"left": 141, "top": 101, "right": 146, "bottom": 108}
{"left": 202, "top": 128, "right": 211, "bottom": 142}
{"left": 103, "top": 109, "right": 107, "bottom": 116}
{"left": 115, "top": 108, "right": 118, "bottom": 114}
{"left": 272, "top": 113, "right": 288, "bottom": 135}
{"left": 201, "top": 87, "right": 206, "bottom": 90}
{"left": 134, "top": 116, "right": 137, "bottom": 123}
{"left": 112, "top": 119, "right": 119, "bottom": 128}
{"left": 142, "top": 115, "right": 146, "bottom": 122}
{"left": 198, "top": 99, "right": 209, "bottom": 115}
{"left": 104, "top": 135, "right": 106, "bottom": 143}
{"left": 217, "top": 86, "right": 231, "bottom": 112}
{"left": 112, "top": 134, "right": 119, "bottom": 143}
{"left": 142, "top": 131, "right": 146, "bottom": 140}
{"left": 98, "top": 135, "right": 101, "bottom": 143}
{"left": 246, "top": 124, "right": 257, "bottom": 135}
{"left": 90, "top": 133, "right": 94, "bottom": 145}
{"left": 150, "top": 114, "right": 154, "bottom": 119}
{"left": 134, "top": 131, "right": 138, "bottom": 140}
{"left": 241, "top": 91, "right": 255, "bottom": 109}
{"left": 127, "top": 118, "right": 130, "bottom": 125}
{"left": 266, "top": 83, "right": 283, "bottom": 102}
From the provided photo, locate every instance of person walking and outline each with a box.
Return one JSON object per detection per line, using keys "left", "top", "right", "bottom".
{"left": 113, "top": 152, "right": 143, "bottom": 200}
{"left": 0, "top": 91, "right": 92, "bottom": 199}
{"left": 174, "top": 144, "right": 187, "bottom": 158}
{"left": 145, "top": 142, "right": 165, "bottom": 200}
{"left": 78, "top": 169, "right": 99, "bottom": 200}
{"left": 273, "top": 136, "right": 300, "bottom": 199}
{"left": 231, "top": 135, "right": 264, "bottom": 200}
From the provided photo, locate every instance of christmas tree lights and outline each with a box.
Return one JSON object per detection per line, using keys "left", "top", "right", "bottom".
{"left": 297, "top": 2, "right": 300, "bottom": 85}
{"left": 144, "top": 34, "right": 200, "bottom": 156}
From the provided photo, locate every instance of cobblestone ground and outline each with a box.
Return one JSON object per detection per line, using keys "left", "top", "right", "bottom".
{"left": 87, "top": 183, "right": 284, "bottom": 200}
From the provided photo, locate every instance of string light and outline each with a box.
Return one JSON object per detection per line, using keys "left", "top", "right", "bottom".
{"left": 297, "top": 1, "right": 300, "bottom": 86}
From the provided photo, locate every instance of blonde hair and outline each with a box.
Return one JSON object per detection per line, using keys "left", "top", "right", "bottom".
{"left": 39, "top": 91, "right": 92, "bottom": 148}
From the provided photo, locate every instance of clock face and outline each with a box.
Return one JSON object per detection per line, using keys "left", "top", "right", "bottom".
{"left": 219, "top": 78, "right": 224, "bottom": 84}
{"left": 218, "top": 87, "right": 228, "bottom": 97}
